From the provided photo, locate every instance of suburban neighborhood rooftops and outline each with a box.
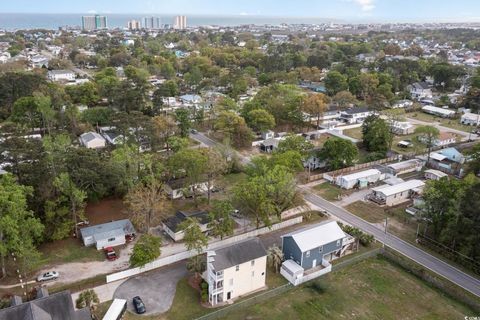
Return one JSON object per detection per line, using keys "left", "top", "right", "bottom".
{"left": 282, "top": 220, "right": 347, "bottom": 252}
{"left": 372, "top": 179, "right": 425, "bottom": 197}
{"left": 80, "top": 219, "right": 135, "bottom": 239}
{"left": 340, "top": 169, "right": 381, "bottom": 181}
{"left": 211, "top": 238, "right": 267, "bottom": 271}
{"left": 47, "top": 69, "right": 74, "bottom": 75}
{"left": 163, "top": 211, "right": 209, "bottom": 233}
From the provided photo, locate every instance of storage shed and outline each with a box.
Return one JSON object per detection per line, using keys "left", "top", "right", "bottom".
{"left": 80, "top": 219, "right": 136, "bottom": 250}
{"left": 336, "top": 169, "right": 383, "bottom": 189}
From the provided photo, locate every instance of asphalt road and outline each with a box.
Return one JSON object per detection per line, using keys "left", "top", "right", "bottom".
{"left": 301, "top": 187, "right": 480, "bottom": 297}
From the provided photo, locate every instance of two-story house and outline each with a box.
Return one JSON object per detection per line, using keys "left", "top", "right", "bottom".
{"left": 206, "top": 238, "right": 267, "bottom": 306}
{"left": 339, "top": 107, "right": 372, "bottom": 124}
{"left": 408, "top": 82, "right": 432, "bottom": 100}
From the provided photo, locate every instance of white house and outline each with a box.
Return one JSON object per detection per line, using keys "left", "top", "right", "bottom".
{"left": 389, "top": 120, "right": 415, "bottom": 135}
{"left": 79, "top": 219, "right": 136, "bottom": 250}
{"left": 336, "top": 169, "right": 384, "bottom": 189}
{"left": 339, "top": 107, "right": 372, "bottom": 124}
{"left": 461, "top": 112, "right": 480, "bottom": 126}
{"left": 434, "top": 132, "right": 457, "bottom": 147}
{"left": 79, "top": 132, "right": 107, "bottom": 149}
{"left": 387, "top": 159, "right": 423, "bottom": 176}
{"left": 424, "top": 169, "right": 448, "bottom": 181}
{"left": 369, "top": 179, "right": 425, "bottom": 206}
{"left": 422, "top": 105, "right": 455, "bottom": 118}
{"left": 408, "top": 82, "right": 432, "bottom": 99}
{"left": 47, "top": 70, "right": 76, "bottom": 82}
{"left": 206, "top": 238, "right": 267, "bottom": 306}
{"left": 391, "top": 99, "right": 413, "bottom": 109}
{"left": 164, "top": 178, "right": 211, "bottom": 199}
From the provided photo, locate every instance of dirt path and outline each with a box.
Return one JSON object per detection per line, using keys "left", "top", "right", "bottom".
{"left": 39, "top": 240, "right": 135, "bottom": 288}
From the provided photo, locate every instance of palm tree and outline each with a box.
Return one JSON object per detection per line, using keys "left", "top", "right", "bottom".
{"left": 75, "top": 289, "right": 99, "bottom": 313}
{"left": 267, "top": 245, "right": 284, "bottom": 273}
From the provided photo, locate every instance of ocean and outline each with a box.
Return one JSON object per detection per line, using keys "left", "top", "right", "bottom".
{"left": 0, "top": 13, "right": 336, "bottom": 31}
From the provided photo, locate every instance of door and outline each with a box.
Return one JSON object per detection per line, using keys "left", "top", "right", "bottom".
{"left": 227, "top": 291, "right": 232, "bottom": 300}
{"left": 312, "top": 259, "right": 317, "bottom": 268}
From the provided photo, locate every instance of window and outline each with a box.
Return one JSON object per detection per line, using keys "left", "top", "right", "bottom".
{"left": 318, "top": 246, "right": 323, "bottom": 253}
{"left": 229, "top": 279, "right": 233, "bottom": 286}
{"left": 336, "top": 240, "right": 341, "bottom": 246}
{"left": 251, "top": 271, "right": 255, "bottom": 277}
{"left": 251, "top": 260, "right": 255, "bottom": 266}
{"left": 306, "top": 251, "right": 310, "bottom": 258}
{"left": 235, "top": 265, "right": 239, "bottom": 271}
{"left": 108, "top": 237, "right": 115, "bottom": 242}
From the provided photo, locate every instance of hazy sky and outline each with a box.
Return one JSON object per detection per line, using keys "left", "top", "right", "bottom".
{"left": 2, "top": 0, "right": 480, "bottom": 22}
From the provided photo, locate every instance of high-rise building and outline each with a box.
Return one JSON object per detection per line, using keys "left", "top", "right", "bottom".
{"left": 127, "top": 19, "right": 141, "bottom": 30}
{"left": 174, "top": 16, "right": 187, "bottom": 30}
{"left": 143, "top": 16, "right": 161, "bottom": 29}
{"left": 82, "top": 15, "right": 108, "bottom": 31}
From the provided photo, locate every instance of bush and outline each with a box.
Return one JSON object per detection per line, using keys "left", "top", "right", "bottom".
{"left": 338, "top": 222, "right": 374, "bottom": 246}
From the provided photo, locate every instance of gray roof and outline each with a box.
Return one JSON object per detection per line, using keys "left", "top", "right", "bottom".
{"left": 79, "top": 132, "right": 105, "bottom": 144}
{"left": 48, "top": 69, "right": 74, "bottom": 75}
{"left": 412, "top": 81, "right": 430, "bottom": 90}
{"left": 0, "top": 291, "right": 91, "bottom": 320}
{"left": 163, "top": 211, "right": 209, "bottom": 233}
{"left": 80, "top": 219, "right": 135, "bottom": 239}
{"left": 212, "top": 238, "right": 267, "bottom": 271}
{"left": 344, "top": 106, "right": 369, "bottom": 114}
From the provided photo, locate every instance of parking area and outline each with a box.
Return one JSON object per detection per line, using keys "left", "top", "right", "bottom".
{"left": 113, "top": 262, "right": 188, "bottom": 316}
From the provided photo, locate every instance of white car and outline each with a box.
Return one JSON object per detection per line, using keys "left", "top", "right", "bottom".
{"left": 37, "top": 271, "right": 59, "bottom": 282}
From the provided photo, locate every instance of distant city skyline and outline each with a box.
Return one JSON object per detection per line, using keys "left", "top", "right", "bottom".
{"left": 2, "top": 0, "right": 480, "bottom": 23}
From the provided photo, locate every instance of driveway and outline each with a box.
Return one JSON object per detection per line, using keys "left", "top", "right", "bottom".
{"left": 113, "top": 262, "right": 188, "bottom": 316}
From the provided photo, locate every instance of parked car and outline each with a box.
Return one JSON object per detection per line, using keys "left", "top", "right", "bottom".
{"left": 190, "top": 129, "right": 198, "bottom": 134}
{"left": 133, "top": 296, "right": 146, "bottom": 314}
{"left": 37, "top": 271, "right": 59, "bottom": 282}
{"left": 105, "top": 247, "right": 118, "bottom": 261}
{"left": 231, "top": 209, "right": 242, "bottom": 218}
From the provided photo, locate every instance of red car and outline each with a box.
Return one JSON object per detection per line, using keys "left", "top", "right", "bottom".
{"left": 105, "top": 247, "right": 118, "bottom": 261}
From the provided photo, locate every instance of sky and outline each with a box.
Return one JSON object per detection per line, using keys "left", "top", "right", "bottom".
{"left": 2, "top": 0, "right": 480, "bottom": 22}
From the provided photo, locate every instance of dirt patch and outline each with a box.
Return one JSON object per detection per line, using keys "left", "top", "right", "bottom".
{"left": 85, "top": 198, "right": 129, "bottom": 225}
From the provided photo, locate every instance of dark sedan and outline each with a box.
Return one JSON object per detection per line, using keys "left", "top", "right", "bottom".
{"left": 133, "top": 296, "right": 146, "bottom": 314}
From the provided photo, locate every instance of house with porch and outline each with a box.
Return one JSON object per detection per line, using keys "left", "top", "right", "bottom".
{"left": 280, "top": 221, "right": 355, "bottom": 286}
{"left": 368, "top": 179, "right": 425, "bottom": 206}
{"left": 205, "top": 238, "right": 267, "bottom": 306}
{"left": 408, "top": 82, "right": 432, "bottom": 100}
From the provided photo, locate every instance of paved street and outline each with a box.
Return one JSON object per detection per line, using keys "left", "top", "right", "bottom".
{"left": 301, "top": 187, "right": 480, "bottom": 297}
{"left": 113, "top": 262, "right": 188, "bottom": 316}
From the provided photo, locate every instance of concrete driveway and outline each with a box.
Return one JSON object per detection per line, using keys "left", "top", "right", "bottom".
{"left": 113, "top": 262, "right": 188, "bottom": 316}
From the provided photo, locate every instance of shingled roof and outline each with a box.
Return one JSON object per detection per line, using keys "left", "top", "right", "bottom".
{"left": 211, "top": 238, "right": 267, "bottom": 271}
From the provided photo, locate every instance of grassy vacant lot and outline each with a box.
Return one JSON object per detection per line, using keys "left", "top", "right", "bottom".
{"left": 220, "top": 257, "right": 474, "bottom": 320}
{"left": 345, "top": 201, "right": 418, "bottom": 243}
{"left": 313, "top": 183, "right": 346, "bottom": 201}
{"left": 343, "top": 127, "right": 363, "bottom": 140}
{"left": 408, "top": 112, "right": 472, "bottom": 132}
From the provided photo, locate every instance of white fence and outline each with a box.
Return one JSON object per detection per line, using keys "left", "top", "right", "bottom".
{"left": 281, "top": 259, "right": 332, "bottom": 286}
{"left": 106, "top": 216, "right": 303, "bottom": 283}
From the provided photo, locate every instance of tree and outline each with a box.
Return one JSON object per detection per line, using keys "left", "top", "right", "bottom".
{"left": 332, "top": 90, "right": 357, "bottom": 109}
{"left": 302, "top": 93, "right": 329, "bottom": 128}
{"left": 234, "top": 177, "right": 274, "bottom": 228}
{"left": 168, "top": 149, "right": 208, "bottom": 205}
{"left": 267, "top": 245, "right": 284, "bottom": 273}
{"left": 130, "top": 234, "right": 162, "bottom": 267}
{"left": 362, "top": 115, "right": 393, "bottom": 154}
{"left": 152, "top": 115, "right": 178, "bottom": 151}
{"left": 319, "top": 138, "right": 359, "bottom": 170}
{"left": 324, "top": 71, "right": 348, "bottom": 96}
{"left": 180, "top": 217, "right": 208, "bottom": 277}
{"left": 0, "top": 174, "right": 44, "bottom": 278}
{"left": 75, "top": 289, "right": 99, "bottom": 312}
{"left": 466, "top": 143, "right": 480, "bottom": 175}
{"left": 414, "top": 126, "right": 440, "bottom": 164}
{"left": 10, "top": 96, "right": 42, "bottom": 131}
{"left": 276, "top": 134, "right": 314, "bottom": 157}
{"left": 207, "top": 200, "right": 235, "bottom": 240}
{"left": 383, "top": 43, "right": 401, "bottom": 56}
{"left": 175, "top": 108, "right": 191, "bottom": 137}
{"left": 359, "top": 73, "right": 379, "bottom": 102}
{"left": 125, "top": 180, "right": 167, "bottom": 234}
{"left": 199, "top": 148, "right": 228, "bottom": 204}
{"left": 53, "top": 173, "right": 87, "bottom": 237}
{"left": 156, "top": 80, "right": 179, "bottom": 97}
{"left": 246, "top": 109, "right": 275, "bottom": 132}
{"left": 214, "top": 111, "right": 254, "bottom": 148}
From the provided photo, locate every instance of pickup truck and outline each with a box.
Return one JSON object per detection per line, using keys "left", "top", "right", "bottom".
{"left": 105, "top": 247, "right": 118, "bottom": 261}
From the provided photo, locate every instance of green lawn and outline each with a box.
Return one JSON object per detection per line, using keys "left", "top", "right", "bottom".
{"left": 220, "top": 257, "right": 474, "bottom": 320}
{"left": 313, "top": 183, "right": 347, "bottom": 201}
{"left": 343, "top": 127, "right": 363, "bottom": 140}
{"left": 345, "top": 201, "right": 418, "bottom": 243}
{"left": 408, "top": 112, "right": 473, "bottom": 132}
{"left": 39, "top": 238, "right": 105, "bottom": 266}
